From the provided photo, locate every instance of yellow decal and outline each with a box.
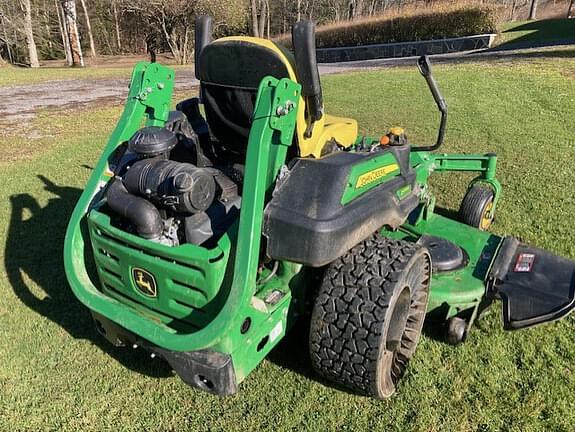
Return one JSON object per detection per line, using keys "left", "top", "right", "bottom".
{"left": 132, "top": 268, "right": 157, "bottom": 297}
{"left": 355, "top": 164, "right": 399, "bottom": 189}
{"left": 390, "top": 126, "right": 405, "bottom": 136}
{"left": 103, "top": 164, "right": 114, "bottom": 177}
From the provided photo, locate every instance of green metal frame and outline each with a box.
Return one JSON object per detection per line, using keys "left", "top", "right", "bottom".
{"left": 65, "top": 64, "right": 308, "bottom": 381}
{"left": 65, "top": 65, "right": 505, "bottom": 385}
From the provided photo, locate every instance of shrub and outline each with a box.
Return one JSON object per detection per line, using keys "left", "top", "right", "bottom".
{"left": 276, "top": 6, "right": 497, "bottom": 49}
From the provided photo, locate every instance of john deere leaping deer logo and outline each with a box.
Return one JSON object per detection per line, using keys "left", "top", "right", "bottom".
{"left": 132, "top": 268, "right": 157, "bottom": 297}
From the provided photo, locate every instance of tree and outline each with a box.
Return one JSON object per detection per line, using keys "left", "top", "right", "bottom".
{"left": 121, "top": 0, "right": 247, "bottom": 64}
{"left": 55, "top": 0, "right": 72, "bottom": 63}
{"left": 21, "top": 0, "right": 40, "bottom": 67}
{"left": 61, "top": 0, "right": 84, "bottom": 66}
{"left": 79, "top": 0, "right": 96, "bottom": 56}
{"left": 112, "top": 0, "right": 121, "bottom": 51}
{"left": 0, "top": 11, "right": 14, "bottom": 63}
{"left": 568, "top": 0, "right": 574, "bottom": 18}
{"left": 529, "top": 0, "right": 538, "bottom": 19}
{"left": 250, "top": 0, "right": 270, "bottom": 37}
{"left": 0, "top": 0, "right": 564, "bottom": 66}
{"left": 251, "top": 0, "right": 259, "bottom": 36}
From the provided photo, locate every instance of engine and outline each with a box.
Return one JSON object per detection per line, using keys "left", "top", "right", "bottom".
{"left": 105, "top": 109, "right": 241, "bottom": 247}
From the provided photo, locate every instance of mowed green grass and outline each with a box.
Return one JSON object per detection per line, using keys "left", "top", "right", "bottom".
{"left": 0, "top": 64, "right": 188, "bottom": 87}
{"left": 0, "top": 66, "right": 134, "bottom": 87}
{"left": 2, "top": 56, "right": 575, "bottom": 431}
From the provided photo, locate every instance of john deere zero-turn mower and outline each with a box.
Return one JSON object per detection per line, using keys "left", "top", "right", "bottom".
{"left": 64, "top": 17, "right": 575, "bottom": 399}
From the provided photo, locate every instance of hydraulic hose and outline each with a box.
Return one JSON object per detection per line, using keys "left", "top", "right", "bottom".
{"left": 106, "top": 179, "right": 163, "bottom": 240}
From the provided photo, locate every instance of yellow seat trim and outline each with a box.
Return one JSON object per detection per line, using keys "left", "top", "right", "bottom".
{"left": 208, "top": 37, "right": 358, "bottom": 158}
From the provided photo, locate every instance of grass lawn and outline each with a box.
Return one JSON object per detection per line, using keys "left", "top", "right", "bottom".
{"left": 496, "top": 18, "right": 575, "bottom": 47}
{"left": 0, "top": 64, "right": 188, "bottom": 88}
{"left": 1, "top": 56, "right": 575, "bottom": 431}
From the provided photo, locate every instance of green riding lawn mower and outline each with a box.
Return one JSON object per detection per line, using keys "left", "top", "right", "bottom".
{"left": 64, "top": 17, "right": 575, "bottom": 399}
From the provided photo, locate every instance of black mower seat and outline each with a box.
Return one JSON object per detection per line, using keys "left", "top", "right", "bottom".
{"left": 197, "top": 36, "right": 357, "bottom": 158}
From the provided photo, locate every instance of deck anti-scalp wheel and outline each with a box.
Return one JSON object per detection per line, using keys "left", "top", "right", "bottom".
{"left": 459, "top": 184, "right": 495, "bottom": 230}
{"left": 309, "top": 234, "right": 431, "bottom": 399}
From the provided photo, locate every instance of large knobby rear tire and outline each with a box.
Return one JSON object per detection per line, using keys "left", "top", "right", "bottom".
{"left": 309, "top": 235, "right": 431, "bottom": 399}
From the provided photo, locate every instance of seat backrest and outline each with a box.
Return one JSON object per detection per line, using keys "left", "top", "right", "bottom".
{"left": 198, "top": 37, "right": 298, "bottom": 156}
{"left": 195, "top": 17, "right": 357, "bottom": 158}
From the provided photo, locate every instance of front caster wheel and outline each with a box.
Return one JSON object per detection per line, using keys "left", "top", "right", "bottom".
{"left": 309, "top": 235, "right": 431, "bottom": 399}
{"left": 459, "top": 185, "right": 495, "bottom": 231}
{"left": 446, "top": 317, "right": 467, "bottom": 345}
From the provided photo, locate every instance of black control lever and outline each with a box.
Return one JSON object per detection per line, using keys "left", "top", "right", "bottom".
{"left": 412, "top": 56, "right": 448, "bottom": 152}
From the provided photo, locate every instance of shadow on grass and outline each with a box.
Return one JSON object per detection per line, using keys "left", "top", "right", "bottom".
{"left": 494, "top": 19, "right": 575, "bottom": 52}
{"left": 267, "top": 315, "right": 362, "bottom": 397}
{"left": 4, "top": 175, "right": 469, "bottom": 392}
{"left": 4, "top": 174, "right": 172, "bottom": 379}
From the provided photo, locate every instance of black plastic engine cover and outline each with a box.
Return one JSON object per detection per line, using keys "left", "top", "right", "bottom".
{"left": 263, "top": 150, "right": 418, "bottom": 267}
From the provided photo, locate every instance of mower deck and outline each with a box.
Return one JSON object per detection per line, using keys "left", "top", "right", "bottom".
{"left": 385, "top": 212, "right": 575, "bottom": 329}
{"left": 384, "top": 212, "right": 501, "bottom": 320}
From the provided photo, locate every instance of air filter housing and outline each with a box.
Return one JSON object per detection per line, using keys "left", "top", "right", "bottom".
{"left": 128, "top": 126, "right": 178, "bottom": 157}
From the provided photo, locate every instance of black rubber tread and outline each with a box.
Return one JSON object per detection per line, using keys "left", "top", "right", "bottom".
{"left": 309, "top": 234, "right": 431, "bottom": 399}
{"left": 459, "top": 185, "right": 494, "bottom": 230}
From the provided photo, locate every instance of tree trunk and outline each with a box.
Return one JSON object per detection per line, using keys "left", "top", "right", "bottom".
{"left": 266, "top": 0, "right": 270, "bottom": 38}
{"left": 348, "top": 0, "right": 355, "bottom": 19}
{"left": 61, "top": 0, "right": 84, "bottom": 67}
{"left": 79, "top": 0, "right": 96, "bottom": 57}
{"left": 55, "top": 0, "right": 72, "bottom": 64}
{"left": 356, "top": 0, "right": 364, "bottom": 18}
{"left": 42, "top": 1, "right": 53, "bottom": 50}
{"left": 297, "top": 0, "right": 302, "bottom": 21}
{"left": 21, "top": 0, "right": 40, "bottom": 67}
{"left": 182, "top": 25, "right": 190, "bottom": 65}
{"left": 568, "top": 0, "right": 574, "bottom": 18}
{"left": 282, "top": 0, "right": 287, "bottom": 33}
{"left": 1, "top": 15, "right": 14, "bottom": 64}
{"left": 374, "top": 0, "right": 379, "bottom": 13}
{"left": 251, "top": 0, "right": 259, "bottom": 37}
{"left": 112, "top": 0, "right": 121, "bottom": 51}
{"left": 258, "top": 0, "right": 266, "bottom": 38}
{"left": 529, "top": 0, "right": 538, "bottom": 19}
{"left": 159, "top": 18, "right": 183, "bottom": 64}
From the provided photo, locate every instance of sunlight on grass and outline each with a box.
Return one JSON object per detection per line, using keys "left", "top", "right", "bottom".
{"left": 0, "top": 64, "right": 189, "bottom": 87}
{"left": 1, "top": 57, "right": 575, "bottom": 431}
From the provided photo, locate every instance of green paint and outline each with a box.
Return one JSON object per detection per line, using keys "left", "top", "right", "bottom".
{"left": 382, "top": 213, "right": 502, "bottom": 319}
{"left": 65, "top": 68, "right": 305, "bottom": 383}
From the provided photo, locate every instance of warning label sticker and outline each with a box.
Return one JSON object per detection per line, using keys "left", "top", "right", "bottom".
{"left": 514, "top": 253, "right": 536, "bottom": 272}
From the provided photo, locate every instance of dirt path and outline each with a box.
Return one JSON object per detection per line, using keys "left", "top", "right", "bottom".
{"left": 0, "top": 72, "right": 198, "bottom": 137}
{"left": 1, "top": 44, "right": 572, "bottom": 138}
